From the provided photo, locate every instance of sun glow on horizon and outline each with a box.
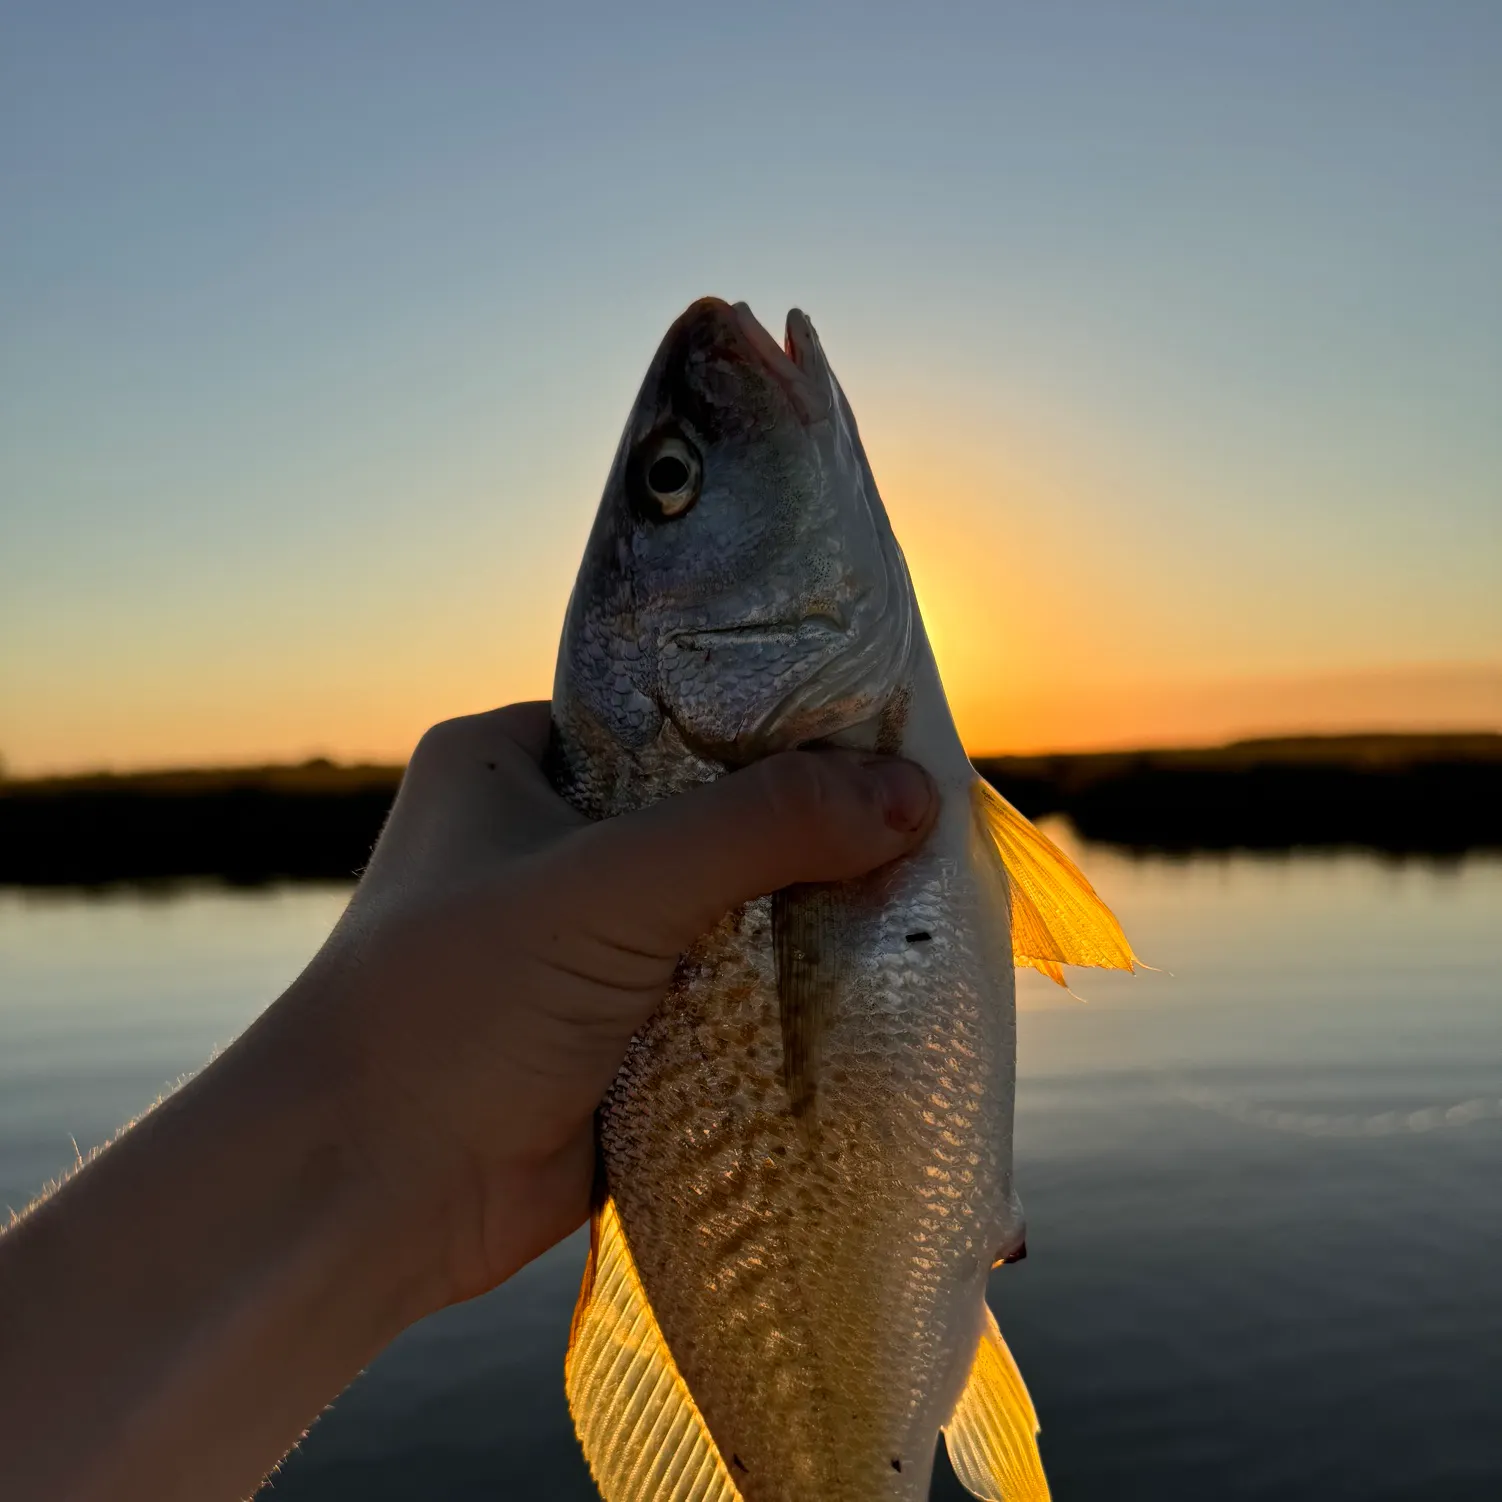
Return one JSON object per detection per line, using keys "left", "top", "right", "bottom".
{"left": 2, "top": 9, "right": 1498, "bottom": 776}
{"left": 3, "top": 389, "right": 1499, "bottom": 778}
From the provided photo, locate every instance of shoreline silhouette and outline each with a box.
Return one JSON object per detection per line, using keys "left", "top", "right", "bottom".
{"left": 1, "top": 734, "right": 1497, "bottom": 887}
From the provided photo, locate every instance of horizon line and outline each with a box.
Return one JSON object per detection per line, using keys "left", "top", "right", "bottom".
{"left": 7, "top": 726, "right": 1501, "bottom": 786}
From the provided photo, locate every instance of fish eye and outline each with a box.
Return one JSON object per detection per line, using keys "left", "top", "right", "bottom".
{"left": 648, "top": 454, "right": 690, "bottom": 493}
{"left": 637, "top": 434, "right": 701, "bottom": 519}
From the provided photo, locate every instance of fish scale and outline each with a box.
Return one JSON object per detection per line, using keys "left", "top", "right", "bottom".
{"left": 594, "top": 852, "right": 1013, "bottom": 1501}
{"left": 551, "top": 297, "right": 1137, "bottom": 1502}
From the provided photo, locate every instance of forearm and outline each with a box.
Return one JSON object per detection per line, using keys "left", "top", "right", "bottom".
{"left": 0, "top": 996, "right": 434, "bottom": 1502}
{"left": 0, "top": 715, "right": 934, "bottom": 1500}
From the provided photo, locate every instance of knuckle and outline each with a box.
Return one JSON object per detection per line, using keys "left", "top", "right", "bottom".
{"left": 410, "top": 704, "right": 552, "bottom": 776}
{"left": 411, "top": 715, "right": 474, "bottom": 764}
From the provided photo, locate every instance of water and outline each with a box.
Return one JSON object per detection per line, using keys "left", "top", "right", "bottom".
{"left": 2, "top": 843, "right": 1499, "bottom": 1500}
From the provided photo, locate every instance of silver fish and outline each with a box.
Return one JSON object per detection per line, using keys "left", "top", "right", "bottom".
{"left": 549, "top": 298, "right": 1136, "bottom": 1502}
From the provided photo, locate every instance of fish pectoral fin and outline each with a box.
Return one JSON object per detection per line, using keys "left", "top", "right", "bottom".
{"left": 972, "top": 777, "right": 1138, "bottom": 987}
{"left": 565, "top": 1197, "right": 743, "bottom": 1502}
{"left": 942, "top": 1306, "right": 1051, "bottom": 1501}
{"left": 773, "top": 884, "right": 844, "bottom": 1120}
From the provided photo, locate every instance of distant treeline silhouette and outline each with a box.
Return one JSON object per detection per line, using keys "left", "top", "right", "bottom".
{"left": 973, "top": 734, "right": 1502, "bottom": 856}
{"left": 0, "top": 760, "right": 402, "bottom": 886}
{"left": 1, "top": 735, "right": 1497, "bottom": 886}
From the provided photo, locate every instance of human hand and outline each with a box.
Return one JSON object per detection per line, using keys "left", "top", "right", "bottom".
{"left": 0, "top": 702, "right": 937, "bottom": 1502}
{"left": 293, "top": 702, "right": 938, "bottom": 1315}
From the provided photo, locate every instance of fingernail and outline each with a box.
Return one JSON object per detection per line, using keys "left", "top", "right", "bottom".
{"left": 864, "top": 758, "right": 935, "bottom": 833}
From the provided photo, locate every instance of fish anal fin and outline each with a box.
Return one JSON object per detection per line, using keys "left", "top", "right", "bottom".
{"left": 972, "top": 778, "right": 1137, "bottom": 986}
{"left": 565, "top": 1198, "right": 743, "bottom": 1502}
{"left": 772, "top": 884, "right": 844, "bottom": 1120}
{"left": 942, "top": 1305, "right": 1051, "bottom": 1501}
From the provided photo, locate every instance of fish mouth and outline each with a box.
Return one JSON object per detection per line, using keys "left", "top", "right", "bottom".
{"left": 648, "top": 298, "right": 834, "bottom": 431}
{"left": 738, "top": 302, "right": 825, "bottom": 382}
{"left": 782, "top": 308, "right": 822, "bottom": 374}
{"left": 723, "top": 300, "right": 832, "bottom": 421}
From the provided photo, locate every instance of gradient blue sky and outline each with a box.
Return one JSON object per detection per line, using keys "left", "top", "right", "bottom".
{"left": 2, "top": 2, "right": 1499, "bottom": 771}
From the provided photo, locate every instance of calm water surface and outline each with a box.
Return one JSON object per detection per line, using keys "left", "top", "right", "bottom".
{"left": 2, "top": 840, "right": 1499, "bottom": 1500}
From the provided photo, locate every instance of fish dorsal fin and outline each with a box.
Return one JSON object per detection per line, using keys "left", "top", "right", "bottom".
{"left": 972, "top": 778, "right": 1137, "bottom": 987}
{"left": 565, "top": 1197, "right": 743, "bottom": 1502}
{"left": 942, "top": 1305, "right": 1051, "bottom": 1500}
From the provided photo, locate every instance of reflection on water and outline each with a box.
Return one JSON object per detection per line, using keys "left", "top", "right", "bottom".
{"left": 2, "top": 844, "right": 1499, "bottom": 1500}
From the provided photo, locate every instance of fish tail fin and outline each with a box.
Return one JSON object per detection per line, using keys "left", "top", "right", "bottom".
{"left": 566, "top": 1197, "right": 743, "bottom": 1502}
{"left": 942, "top": 1305, "right": 1051, "bottom": 1500}
{"left": 971, "top": 777, "right": 1138, "bottom": 987}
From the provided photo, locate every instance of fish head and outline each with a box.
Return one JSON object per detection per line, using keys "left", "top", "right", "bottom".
{"left": 558, "top": 297, "right": 915, "bottom": 763}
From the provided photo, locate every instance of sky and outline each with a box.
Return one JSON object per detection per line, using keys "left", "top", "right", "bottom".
{"left": 2, "top": 2, "right": 1499, "bottom": 774}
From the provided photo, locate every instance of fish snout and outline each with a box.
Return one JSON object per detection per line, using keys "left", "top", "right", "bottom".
{"left": 653, "top": 296, "right": 832, "bottom": 429}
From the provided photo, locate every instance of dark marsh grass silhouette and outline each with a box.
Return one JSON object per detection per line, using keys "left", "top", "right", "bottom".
{"left": 1, "top": 735, "right": 1497, "bottom": 887}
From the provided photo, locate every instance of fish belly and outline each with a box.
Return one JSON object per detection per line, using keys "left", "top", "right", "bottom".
{"left": 600, "top": 842, "right": 1018, "bottom": 1502}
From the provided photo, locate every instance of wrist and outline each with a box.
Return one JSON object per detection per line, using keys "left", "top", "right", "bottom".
{"left": 252, "top": 970, "right": 460, "bottom": 1326}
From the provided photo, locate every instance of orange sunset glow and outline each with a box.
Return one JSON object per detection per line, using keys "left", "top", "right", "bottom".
{"left": 2, "top": 9, "right": 1497, "bottom": 777}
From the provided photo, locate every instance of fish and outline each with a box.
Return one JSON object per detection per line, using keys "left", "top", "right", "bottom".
{"left": 547, "top": 297, "right": 1137, "bottom": 1502}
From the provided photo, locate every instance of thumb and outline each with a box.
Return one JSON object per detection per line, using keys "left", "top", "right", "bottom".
{"left": 563, "top": 750, "right": 938, "bottom": 957}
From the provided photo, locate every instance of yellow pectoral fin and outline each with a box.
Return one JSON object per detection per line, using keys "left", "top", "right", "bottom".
{"left": 972, "top": 778, "right": 1138, "bottom": 987}
{"left": 942, "top": 1306, "right": 1051, "bottom": 1501}
{"left": 565, "top": 1198, "right": 743, "bottom": 1502}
